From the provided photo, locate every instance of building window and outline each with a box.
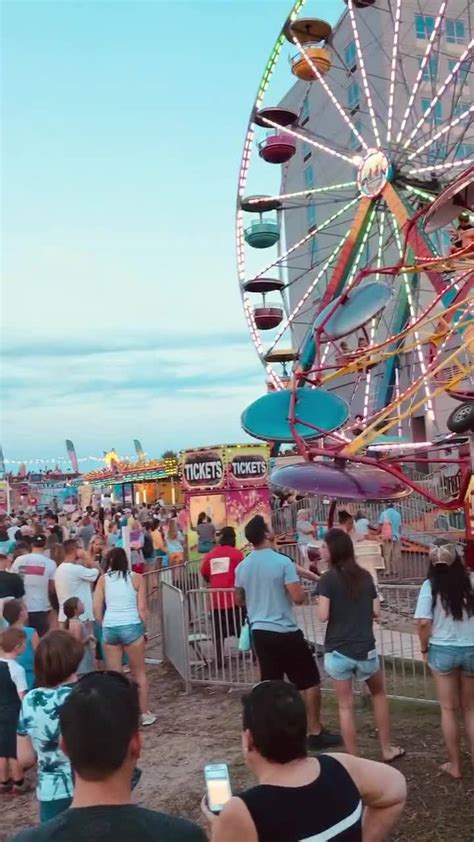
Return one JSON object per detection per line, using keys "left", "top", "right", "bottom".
{"left": 418, "top": 56, "right": 438, "bottom": 83}
{"left": 350, "top": 119, "right": 362, "bottom": 151}
{"left": 448, "top": 59, "right": 470, "bottom": 87}
{"left": 421, "top": 98, "right": 442, "bottom": 125}
{"left": 306, "top": 204, "right": 317, "bottom": 230}
{"left": 453, "top": 100, "right": 468, "bottom": 120}
{"left": 446, "top": 18, "right": 465, "bottom": 45}
{"left": 348, "top": 81, "right": 360, "bottom": 113}
{"left": 301, "top": 94, "right": 310, "bottom": 126}
{"left": 415, "top": 15, "right": 435, "bottom": 40}
{"left": 302, "top": 141, "right": 312, "bottom": 162}
{"left": 345, "top": 40, "right": 357, "bottom": 72}
{"left": 304, "top": 165, "right": 314, "bottom": 190}
{"left": 310, "top": 236, "right": 318, "bottom": 266}
{"left": 427, "top": 143, "right": 447, "bottom": 164}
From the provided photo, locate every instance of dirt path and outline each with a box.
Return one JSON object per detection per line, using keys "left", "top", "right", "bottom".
{"left": 2, "top": 663, "right": 473, "bottom": 841}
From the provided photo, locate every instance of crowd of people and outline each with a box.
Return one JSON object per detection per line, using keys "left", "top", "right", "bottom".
{"left": 0, "top": 502, "right": 473, "bottom": 839}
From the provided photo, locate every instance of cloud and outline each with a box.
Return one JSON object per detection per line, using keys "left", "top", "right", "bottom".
{"left": 1, "top": 327, "right": 266, "bottom": 457}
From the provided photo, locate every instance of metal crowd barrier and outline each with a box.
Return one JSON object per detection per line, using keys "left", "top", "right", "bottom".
{"left": 159, "top": 582, "right": 437, "bottom": 704}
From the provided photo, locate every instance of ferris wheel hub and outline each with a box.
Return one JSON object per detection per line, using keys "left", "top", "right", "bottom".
{"left": 357, "top": 149, "right": 392, "bottom": 199}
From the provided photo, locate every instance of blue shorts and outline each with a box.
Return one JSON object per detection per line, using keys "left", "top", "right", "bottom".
{"left": 428, "top": 643, "right": 474, "bottom": 676}
{"left": 102, "top": 622, "right": 144, "bottom": 646}
{"left": 324, "top": 650, "right": 380, "bottom": 682}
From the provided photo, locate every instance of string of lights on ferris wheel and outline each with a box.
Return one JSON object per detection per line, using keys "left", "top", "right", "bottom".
{"left": 363, "top": 208, "right": 387, "bottom": 419}
{"left": 244, "top": 183, "right": 358, "bottom": 206}
{"left": 347, "top": 0, "right": 381, "bottom": 148}
{"left": 395, "top": 0, "right": 448, "bottom": 145}
{"left": 290, "top": 33, "right": 368, "bottom": 152}
{"left": 407, "top": 105, "right": 474, "bottom": 162}
{"left": 386, "top": 0, "right": 402, "bottom": 144}
{"left": 408, "top": 158, "right": 474, "bottom": 176}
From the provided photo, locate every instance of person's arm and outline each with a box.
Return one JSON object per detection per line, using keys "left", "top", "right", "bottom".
{"left": 283, "top": 556, "right": 305, "bottom": 605}
{"left": 295, "top": 564, "right": 319, "bottom": 582}
{"left": 414, "top": 580, "right": 433, "bottom": 660}
{"left": 17, "top": 735, "right": 37, "bottom": 770}
{"left": 68, "top": 619, "right": 83, "bottom": 643}
{"left": 80, "top": 549, "right": 100, "bottom": 570}
{"left": 93, "top": 575, "right": 105, "bottom": 623}
{"left": 200, "top": 555, "right": 211, "bottom": 583}
{"left": 372, "top": 597, "right": 381, "bottom": 620}
{"left": 317, "top": 594, "right": 330, "bottom": 622}
{"left": 134, "top": 573, "right": 148, "bottom": 626}
{"left": 330, "top": 753, "right": 406, "bottom": 842}
{"left": 77, "top": 564, "right": 100, "bottom": 583}
{"left": 202, "top": 795, "right": 258, "bottom": 842}
{"left": 31, "top": 630, "right": 39, "bottom": 651}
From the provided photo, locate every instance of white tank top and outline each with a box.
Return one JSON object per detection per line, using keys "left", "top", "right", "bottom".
{"left": 103, "top": 571, "right": 141, "bottom": 627}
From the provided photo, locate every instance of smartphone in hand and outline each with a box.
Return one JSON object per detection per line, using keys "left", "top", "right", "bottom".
{"left": 204, "top": 763, "right": 232, "bottom": 814}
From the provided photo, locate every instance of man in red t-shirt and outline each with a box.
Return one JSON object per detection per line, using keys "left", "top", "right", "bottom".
{"left": 200, "top": 527, "right": 244, "bottom": 668}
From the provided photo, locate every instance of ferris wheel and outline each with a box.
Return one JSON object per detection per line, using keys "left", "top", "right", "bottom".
{"left": 236, "top": 0, "right": 473, "bottom": 457}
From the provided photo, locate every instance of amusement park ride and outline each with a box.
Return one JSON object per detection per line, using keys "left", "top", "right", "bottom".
{"left": 236, "top": 2, "right": 474, "bottom": 563}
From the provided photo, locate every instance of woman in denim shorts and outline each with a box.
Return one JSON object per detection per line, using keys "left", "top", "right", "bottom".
{"left": 93, "top": 547, "right": 155, "bottom": 727}
{"left": 415, "top": 543, "right": 474, "bottom": 779}
{"left": 318, "top": 529, "right": 404, "bottom": 762}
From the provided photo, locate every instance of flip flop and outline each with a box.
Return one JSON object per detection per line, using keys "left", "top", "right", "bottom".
{"left": 384, "top": 748, "right": 405, "bottom": 763}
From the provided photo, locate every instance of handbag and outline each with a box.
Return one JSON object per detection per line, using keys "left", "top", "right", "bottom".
{"left": 238, "top": 620, "right": 251, "bottom": 653}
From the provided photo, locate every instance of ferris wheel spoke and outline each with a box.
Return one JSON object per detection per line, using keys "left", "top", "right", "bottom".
{"left": 386, "top": 0, "right": 403, "bottom": 144}
{"left": 290, "top": 33, "right": 369, "bottom": 152}
{"left": 266, "top": 233, "right": 351, "bottom": 357}
{"left": 260, "top": 115, "right": 355, "bottom": 166}
{"left": 244, "top": 183, "right": 357, "bottom": 207}
{"left": 362, "top": 207, "right": 388, "bottom": 418}
{"left": 347, "top": 0, "right": 381, "bottom": 147}
{"left": 388, "top": 214, "right": 434, "bottom": 420}
{"left": 396, "top": 1, "right": 449, "bottom": 145}
{"left": 248, "top": 197, "right": 358, "bottom": 283}
{"left": 407, "top": 105, "right": 474, "bottom": 161}
{"left": 401, "top": 38, "right": 474, "bottom": 151}
{"left": 408, "top": 157, "right": 474, "bottom": 175}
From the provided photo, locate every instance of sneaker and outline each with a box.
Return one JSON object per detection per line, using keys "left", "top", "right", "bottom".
{"left": 307, "top": 729, "right": 343, "bottom": 751}
{"left": 141, "top": 711, "right": 156, "bottom": 727}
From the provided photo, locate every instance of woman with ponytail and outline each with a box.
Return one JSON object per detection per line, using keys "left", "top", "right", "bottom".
{"left": 415, "top": 542, "right": 474, "bottom": 778}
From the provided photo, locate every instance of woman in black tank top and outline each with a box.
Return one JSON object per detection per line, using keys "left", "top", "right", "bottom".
{"left": 202, "top": 681, "right": 406, "bottom": 842}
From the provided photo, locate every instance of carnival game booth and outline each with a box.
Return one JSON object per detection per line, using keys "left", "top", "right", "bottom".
{"left": 180, "top": 444, "right": 271, "bottom": 562}
{"left": 82, "top": 456, "right": 182, "bottom": 507}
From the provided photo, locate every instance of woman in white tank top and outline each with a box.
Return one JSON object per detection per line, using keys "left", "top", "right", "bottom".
{"left": 93, "top": 547, "right": 155, "bottom": 726}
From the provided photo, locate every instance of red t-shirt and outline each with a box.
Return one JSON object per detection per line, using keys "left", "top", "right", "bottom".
{"left": 200, "top": 544, "right": 244, "bottom": 609}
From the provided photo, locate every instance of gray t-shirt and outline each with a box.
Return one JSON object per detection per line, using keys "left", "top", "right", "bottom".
{"left": 318, "top": 568, "right": 377, "bottom": 660}
{"left": 196, "top": 522, "right": 216, "bottom": 544}
{"left": 235, "top": 548, "right": 299, "bottom": 632}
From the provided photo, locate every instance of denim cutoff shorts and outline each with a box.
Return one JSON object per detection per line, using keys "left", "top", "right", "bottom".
{"left": 428, "top": 643, "right": 474, "bottom": 675}
{"left": 324, "top": 650, "right": 380, "bottom": 681}
{"left": 102, "top": 621, "right": 144, "bottom": 646}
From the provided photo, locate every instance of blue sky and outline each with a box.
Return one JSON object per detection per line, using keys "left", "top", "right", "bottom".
{"left": 2, "top": 0, "right": 343, "bottom": 469}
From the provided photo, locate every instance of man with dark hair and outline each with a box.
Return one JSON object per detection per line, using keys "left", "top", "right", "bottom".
{"left": 202, "top": 680, "right": 406, "bottom": 841}
{"left": 10, "top": 535, "right": 56, "bottom": 636}
{"left": 0, "top": 553, "right": 25, "bottom": 605}
{"left": 13, "top": 672, "right": 206, "bottom": 841}
{"left": 200, "top": 526, "right": 245, "bottom": 668}
{"left": 54, "top": 539, "right": 99, "bottom": 630}
{"left": 236, "top": 516, "right": 340, "bottom": 751}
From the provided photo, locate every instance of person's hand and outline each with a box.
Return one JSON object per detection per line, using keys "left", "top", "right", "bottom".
{"left": 200, "top": 794, "right": 218, "bottom": 828}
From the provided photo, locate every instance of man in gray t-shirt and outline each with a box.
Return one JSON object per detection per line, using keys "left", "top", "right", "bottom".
{"left": 236, "top": 516, "right": 341, "bottom": 752}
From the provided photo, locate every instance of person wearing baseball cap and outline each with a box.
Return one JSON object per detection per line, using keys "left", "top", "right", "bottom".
{"left": 415, "top": 542, "right": 474, "bottom": 779}
{"left": 10, "top": 536, "right": 57, "bottom": 637}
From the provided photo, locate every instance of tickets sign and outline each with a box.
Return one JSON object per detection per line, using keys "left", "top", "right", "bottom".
{"left": 181, "top": 445, "right": 269, "bottom": 492}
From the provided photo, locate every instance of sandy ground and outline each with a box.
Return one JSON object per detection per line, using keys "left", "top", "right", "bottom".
{"left": 2, "top": 662, "right": 473, "bottom": 841}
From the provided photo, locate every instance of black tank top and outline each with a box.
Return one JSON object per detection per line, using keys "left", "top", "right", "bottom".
{"left": 237, "top": 754, "right": 362, "bottom": 841}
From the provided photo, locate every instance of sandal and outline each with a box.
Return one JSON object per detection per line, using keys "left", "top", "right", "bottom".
{"left": 384, "top": 747, "right": 405, "bottom": 763}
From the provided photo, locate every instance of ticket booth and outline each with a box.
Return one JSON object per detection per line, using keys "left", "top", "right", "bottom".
{"left": 180, "top": 444, "right": 272, "bottom": 562}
